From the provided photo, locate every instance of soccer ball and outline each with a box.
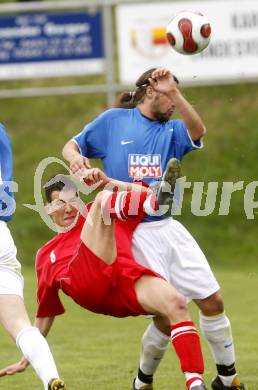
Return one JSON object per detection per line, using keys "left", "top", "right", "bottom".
{"left": 166, "top": 11, "right": 211, "bottom": 55}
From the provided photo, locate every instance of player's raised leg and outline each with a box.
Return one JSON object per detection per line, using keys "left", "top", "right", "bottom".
{"left": 80, "top": 191, "right": 117, "bottom": 264}
{"left": 134, "top": 276, "right": 207, "bottom": 390}
{"left": 156, "top": 157, "right": 182, "bottom": 216}
{"left": 80, "top": 189, "right": 156, "bottom": 264}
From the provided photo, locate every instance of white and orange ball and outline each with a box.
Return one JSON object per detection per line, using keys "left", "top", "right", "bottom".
{"left": 166, "top": 11, "right": 211, "bottom": 55}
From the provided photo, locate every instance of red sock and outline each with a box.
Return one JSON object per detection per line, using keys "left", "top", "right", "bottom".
{"left": 170, "top": 321, "right": 204, "bottom": 375}
{"left": 102, "top": 191, "right": 157, "bottom": 221}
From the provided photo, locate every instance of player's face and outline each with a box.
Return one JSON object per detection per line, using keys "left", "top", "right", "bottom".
{"left": 48, "top": 190, "right": 80, "bottom": 228}
{"left": 151, "top": 92, "right": 175, "bottom": 121}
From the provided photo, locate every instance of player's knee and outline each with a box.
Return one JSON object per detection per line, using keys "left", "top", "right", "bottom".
{"left": 173, "top": 291, "right": 188, "bottom": 312}
{"left": 94, "top": 191, "right": 104, "bottom": 207}
{"left": 153, "top": 316, "right": 171, "bottom": 335}
{"left": 199, "top": 292, "right": 224, "bottom": 315}
{"left": 164, "top": 290, "right": 188, "bottom": 319}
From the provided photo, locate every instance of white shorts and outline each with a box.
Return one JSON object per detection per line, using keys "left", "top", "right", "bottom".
{"left": 132, "top": 218, "right": 219, "bottom": 301}
{"left": 0, "top": 221, "right": 24, "bottom": 298}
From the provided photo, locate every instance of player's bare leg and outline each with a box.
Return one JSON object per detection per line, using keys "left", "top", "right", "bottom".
{"left": 0, "top": 295, "right": 31, "bottom": 338}
{"left": 134, "top": 276, "right": 207, "bottom": 390}
{"left": 80, "top": 191, "right": 117, "bottom": 264}
{"left": 0, "top": 295, "right": 65, "bottom": 390}
{"left": 81, "top": 189, "right": 156, "bottom": 265}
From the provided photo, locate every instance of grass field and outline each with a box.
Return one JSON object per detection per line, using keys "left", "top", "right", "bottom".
{"left": 0, "top": 266, "right": 257, "bottom": 390}
{"left": 0, "top": 3, "right": 257, "bottom": 386}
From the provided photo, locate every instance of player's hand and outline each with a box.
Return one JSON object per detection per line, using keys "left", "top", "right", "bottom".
{"left": 0, "top": 357, "right": 30, "bottom": 377}
{"left": 149, "top": 67, "right": 179, "bottom": 95}
{"left": 69, "top": 154, "right": 91, "bottom": 174}
{"left": 79, "top": 168, "right": 110, "bottom": 187}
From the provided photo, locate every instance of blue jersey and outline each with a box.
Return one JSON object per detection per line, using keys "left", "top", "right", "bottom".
{"left": 0, "top": 123, "right": 15, "bottom": 222}
{"left": 74, "top": 107, "right": 203, "bottom": 221}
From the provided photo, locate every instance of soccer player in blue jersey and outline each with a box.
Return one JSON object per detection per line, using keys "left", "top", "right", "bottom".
{"left": 62, "top": 67, "right": 245, "bottom": 390}
{"left": 0, "top": 124, "right": 65, "bottom": 390}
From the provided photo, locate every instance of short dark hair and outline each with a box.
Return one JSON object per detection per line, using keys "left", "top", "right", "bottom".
{"left": 44, "top": 174, "right": 77, "bottom": 203}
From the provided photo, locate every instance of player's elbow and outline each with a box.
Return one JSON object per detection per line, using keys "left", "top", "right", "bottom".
{"left": 191, "top": 125, "right": 206, "bottom": 141}
{"left": 62, "top": 141, "right": 69, "bottom": 159}
{"left": 62, "top": 139, "right": 78, "bottom": 159}
{"left": 200, "top": 125, "right": 207, "bottom": 137}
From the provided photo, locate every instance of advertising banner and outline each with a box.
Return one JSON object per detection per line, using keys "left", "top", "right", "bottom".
{"left": 0, "top": 10, "right": 104, "bottom": 79}
{"left": 116, "top": 1, "right": 258, "bottom": 85}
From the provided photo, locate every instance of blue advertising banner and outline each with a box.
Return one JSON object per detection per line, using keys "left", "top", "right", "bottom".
{"left": 0, "top": 11, "right": 104, "bottom": 79}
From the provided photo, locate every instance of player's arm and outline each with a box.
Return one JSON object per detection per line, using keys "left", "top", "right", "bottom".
{"left": 79, "top": 167, "right": 151, "bottom": 193}
{"left": 0, "top": 316, "right": 55, "bottom": 377}
{"left": 149, "top": 68, "right": 206, "bottom": 140}
{"left": 62, "top": 139, "right": 91, "bottom": 173}
{"left": 63, "top": 110, "right": 111, "bottom": 174}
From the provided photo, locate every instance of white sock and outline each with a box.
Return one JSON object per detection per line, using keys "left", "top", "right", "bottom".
{"left": 185, "top": 372, "right": 203, "bottom": 389}
{"left": 134, "top": 321, "right": 170, "bottom": 388}
{"left": 219, "top": 374, "right": 239, "bottom": 386}
{"left": 134, "top": 377, "right": 152, "bottom": 390}
{"left": 16, "top": 326, "right": 59, "bottom": 390}
{"left": 199, "top": 312, "right": 236, "bottom": 366}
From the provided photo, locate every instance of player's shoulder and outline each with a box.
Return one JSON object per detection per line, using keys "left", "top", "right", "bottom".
{"left": 100, "top": 107, "right": 132, "bottom": 119}
{"left": 0, "top": 123, "right": 9, "bottom": 142}
{"left": 167, "top": 118, "right": 185, "bottom": 127}
{"left": 0, "top": 122, "right": 6, "bottom": 132}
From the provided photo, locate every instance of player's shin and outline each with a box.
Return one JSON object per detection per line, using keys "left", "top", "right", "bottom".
{"left": 199, "top": 312, "right": 242, "bottom": 387}
{"left": 170, "top": 321, "right": 205, "bottom": 389}
{"left": 16, "top": 326, "right": 59, "bottom": 390}
{"left": 102, "top": 190, "right": 158, "bottom": 221}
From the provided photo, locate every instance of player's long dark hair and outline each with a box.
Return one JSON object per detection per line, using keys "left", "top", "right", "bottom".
{"left": 116, "top": 67, "right": 157, "bottom": 109}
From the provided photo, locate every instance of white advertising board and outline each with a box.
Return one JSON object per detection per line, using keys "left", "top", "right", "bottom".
{"left": 116, "top": 1, "right": 258, "bottom": 85}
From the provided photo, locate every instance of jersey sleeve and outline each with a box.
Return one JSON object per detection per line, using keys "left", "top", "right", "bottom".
{"left": 0, "top": 124, "right": 15, "bottom": 222}
{"left": 171, "top": 120, "right": 203, "bottom": 158}
{"left": 36, "top": 255, "right": 65, "bottom": 318}
{"left": 73, "top": 110, "right": 111, "bottom": 158}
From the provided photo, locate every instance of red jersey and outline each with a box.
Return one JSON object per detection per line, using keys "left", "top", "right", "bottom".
{"left": 36, "top": 203, "right": 159, "bottom": 318}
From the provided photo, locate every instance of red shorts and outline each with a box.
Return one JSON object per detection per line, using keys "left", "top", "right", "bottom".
{"left": 62, "top": 242, "right": 161, "bottom": 317}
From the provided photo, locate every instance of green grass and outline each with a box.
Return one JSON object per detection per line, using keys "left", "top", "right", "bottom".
{"left": 0, "top": 266, "right": 257, "bottom": 389}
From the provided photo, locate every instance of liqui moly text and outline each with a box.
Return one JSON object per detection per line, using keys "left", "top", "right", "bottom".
{"left": 128, "top": 154, "right": 162, "bottom": 178}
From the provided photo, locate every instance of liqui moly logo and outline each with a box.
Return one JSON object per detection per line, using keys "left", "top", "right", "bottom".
{"left": 128, "top": 154, "right": 162, "bottom": 178}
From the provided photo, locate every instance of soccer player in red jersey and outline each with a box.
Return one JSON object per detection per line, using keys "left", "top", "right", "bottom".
{"left": 1, "top": 170, "right": 207, "bottom": 390}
